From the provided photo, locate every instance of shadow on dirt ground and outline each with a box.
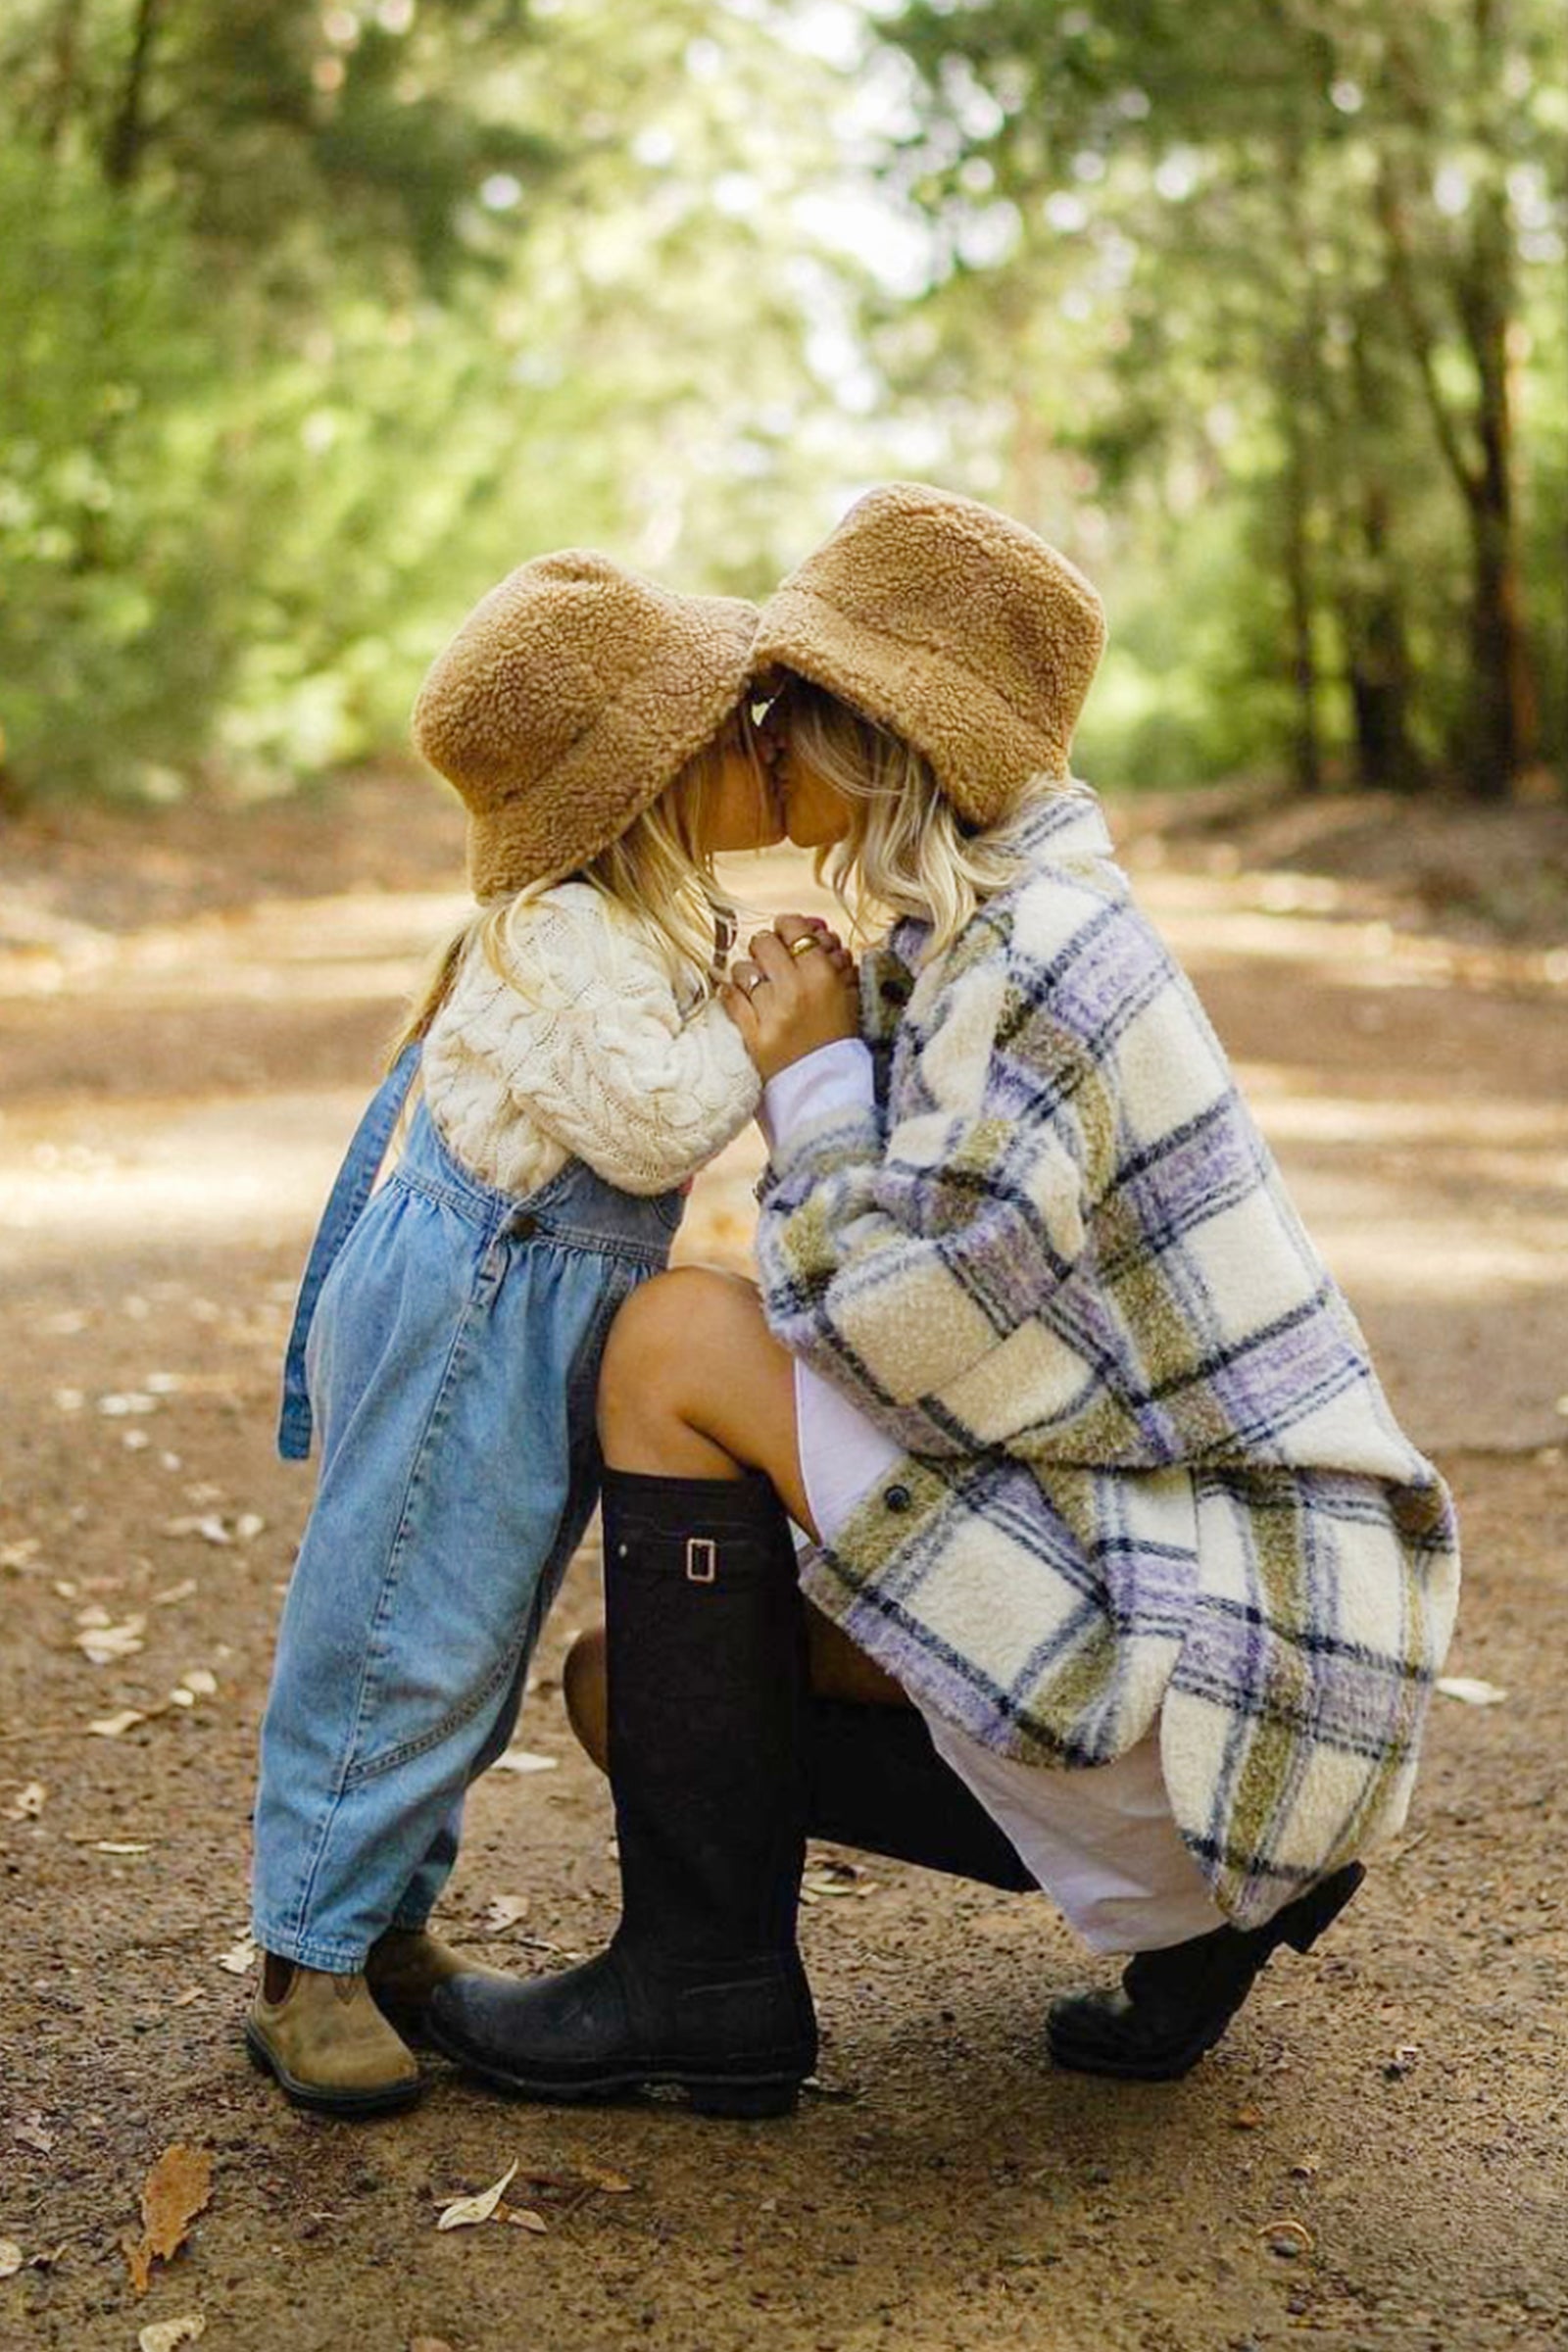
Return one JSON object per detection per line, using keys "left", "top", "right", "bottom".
{"left": 2, "top": 771, "right": 1565, "bottom": 2352}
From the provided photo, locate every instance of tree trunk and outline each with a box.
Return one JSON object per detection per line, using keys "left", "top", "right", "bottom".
{"left": 1281, "top": 406, "right": 1323, "bottom": 796}
{"left": 104, "top": 0, "right": 163, "bottom": 188}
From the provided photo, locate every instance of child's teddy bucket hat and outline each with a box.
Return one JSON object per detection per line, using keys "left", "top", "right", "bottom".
{"left": 413, "top": 551, "right": 759, "bottom": 898}
{"left": 753, "top": 481, "right": 1105, "bottom": 825}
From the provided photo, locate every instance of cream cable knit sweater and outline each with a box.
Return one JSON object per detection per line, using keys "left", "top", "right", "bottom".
{"left": 421, "top": 882, "right": 760, "bottom": 1198}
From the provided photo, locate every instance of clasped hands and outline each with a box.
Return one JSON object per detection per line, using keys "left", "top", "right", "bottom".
{"left": 720, "top": 915, "right": 859, "bottom": 1082}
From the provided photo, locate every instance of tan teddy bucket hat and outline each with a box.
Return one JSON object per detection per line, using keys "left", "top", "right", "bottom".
{"left": 413, "top": 551, "right": 759, "bottom": 899}
{"left": 753, "top": 481, "right": 1105, "bottom": 825}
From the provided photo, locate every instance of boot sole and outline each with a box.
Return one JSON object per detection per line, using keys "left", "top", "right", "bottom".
{"left": 422, "top": 2013, "right": 801, "bottom": 2118}
{"left": 245, "top": 2023, "right": 423, "bottom": 2117}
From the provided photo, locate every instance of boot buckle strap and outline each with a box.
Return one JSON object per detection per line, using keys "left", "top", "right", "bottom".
{"left": 685, "top": 1537, "right": 717, "bottom": 1585}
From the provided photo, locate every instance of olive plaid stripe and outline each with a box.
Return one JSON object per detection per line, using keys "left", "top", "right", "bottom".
{"left": 758, "top": 794, "right": 1458, "bottom": 1927}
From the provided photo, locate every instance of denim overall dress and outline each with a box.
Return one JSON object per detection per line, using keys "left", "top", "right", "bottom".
{"left": 252, "top": 1045, "right": 681, "bottom": 1973}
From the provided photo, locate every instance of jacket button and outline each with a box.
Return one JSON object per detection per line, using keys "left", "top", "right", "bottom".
{"left": 883, "top": 1483, "right": 912, "bottom": 1514}
{"left": 511, "top": 1212, "right": 538, "bottom": 1242}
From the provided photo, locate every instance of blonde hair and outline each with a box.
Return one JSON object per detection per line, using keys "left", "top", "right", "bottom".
{"left": 784, "top": 679, "right": 1074, "bottom": 955}
{"left": 392, "top": 706, "right": 757, "bottom": 1060}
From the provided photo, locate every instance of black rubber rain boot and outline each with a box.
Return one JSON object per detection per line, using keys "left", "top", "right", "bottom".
{"left": 806, "top": 1700, "right": 1036, "bottom": 1892}
{"left": 427, "top": 1470, "right": 815, "bottom": 2118}
{"left": 1046, "top": 1861, "right": 1364, "bottom": 2081}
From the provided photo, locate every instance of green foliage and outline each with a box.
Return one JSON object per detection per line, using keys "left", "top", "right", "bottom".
{"left": 0, "top": 0, "right": 1563, "bottom": 805}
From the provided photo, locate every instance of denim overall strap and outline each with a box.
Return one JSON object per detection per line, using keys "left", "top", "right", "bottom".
{"left": 277, "top": 1042, "right": 422, "bottom": 1461}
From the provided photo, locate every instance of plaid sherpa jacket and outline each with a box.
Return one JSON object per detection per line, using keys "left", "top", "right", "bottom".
{"left": 756, "top": 791, "right": 1459, "bottom": 1927}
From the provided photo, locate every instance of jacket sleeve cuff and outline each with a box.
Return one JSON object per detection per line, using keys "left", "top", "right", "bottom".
{"left": 759, "top": 1039, "right": 877, "bottom": 1157}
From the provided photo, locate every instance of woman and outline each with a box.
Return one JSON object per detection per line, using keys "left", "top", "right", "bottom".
{"left": 427, "top": 484, "right": 1459, "bottom": 2116}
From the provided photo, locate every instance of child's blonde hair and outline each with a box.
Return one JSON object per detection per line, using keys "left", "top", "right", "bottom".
{"left": 392, "top": 707, "right": 757, "bottom": 1060}
{"left": 782, "top": 679, "right": 1076, "bottom": 955}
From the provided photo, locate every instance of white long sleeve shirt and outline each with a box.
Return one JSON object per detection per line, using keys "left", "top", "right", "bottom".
{"left": 421, "top": 882, "right": 760, "bottom": 1198}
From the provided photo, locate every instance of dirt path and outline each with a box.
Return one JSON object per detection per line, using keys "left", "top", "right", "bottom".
{"left": 2, "top": 775, "right": 1565, "bottom": 2352}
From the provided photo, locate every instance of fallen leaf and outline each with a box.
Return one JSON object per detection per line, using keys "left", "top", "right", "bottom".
{"left": 498, "top": 2205, "right": 549, "bottom": 2233}
{"left": 491, "top": 1747, "right": 558, "bottom": 1776}
{"left": 169, "top": 1690, "right": 196, "bottom": 1709}
{"left": 0, "top": 2242, "right": 22, "bottom": 2278}
{"left": 435, "top": 2160, "right": 517, "bottom": 2231}
{"left": 74, "top": 1614, "right": 146, "bottom": 1666}
{"left": 1435, "top": 1676, "right": 1508, "bottom": 1707}
{"left": 122, "top": 2144, "right": 214, "bottom": 2294}
{"left": 169, "top": 1988, "right": 202, "bottom": 2010}
{"left": 802, "top": 1859, "right": 875, "bottom": 1899}
{"left": 153, "top": 1580, "right": 199, "bottom": 1608}
{"left": 1230, "top": 2105, "right": 1265, "bottom": 2130}
{"left": 88, "top": 1709, "right": 150, "bottom": 1739}
{"left": 1260, "top": 2218, "right": 1314, "bottom": 2260}
{"left": 98, "top": 1392, "right": 158, "bottom": 1417}
{"left": 93, "top": 1840, "right": 153, "bottom": 1856}
{"left": 139, "top": 2319, "right": 207, "bottom": 2352}
{"left": 216, "top": 1935, "right": 256, "bottom": 1976}
{"left": 162, "top": 1516, "right": 232, "bottom": 1547}
{"left": 410, "top": 2338, "right": 458, "bottom": 2352}
{"left": 234, "top": 1513, "right": 266, "bottom": 1542}
{"left": 3, "top": 1782, "right": 46, "bottom": 1822}
{"left": 14, "top": 2116, "right": 55, "bottom": 2153}
{"left": 143, "top": 1373, "right": 183, "bottom": 1395}
{"left": 178, "top": 1668, "right": 219, "bottom": 1698}
{"left": 478, "top": 1895, "right": 529, "bottom": 1935}
{"left": 572, "top": 2162, "right": 633, "bottom": 2195}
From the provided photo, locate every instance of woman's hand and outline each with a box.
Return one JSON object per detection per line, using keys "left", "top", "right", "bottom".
{"left": 721, "top": 915, "right": 859, "bottom": 1082}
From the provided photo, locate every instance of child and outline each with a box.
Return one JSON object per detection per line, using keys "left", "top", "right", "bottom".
{"left": 425, "top": 486, "right": 1460, "bottom": 2114}
{"left": 248, "top": 551, "right": 788, "bottom": 2115}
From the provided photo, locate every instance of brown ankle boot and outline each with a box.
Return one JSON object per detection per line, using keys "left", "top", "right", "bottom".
{"left": 246, "top": 1953, "right": 421, "bottom": 2116}
{"left": 365, "top": 1927, "right": 515, "bottom": 2045}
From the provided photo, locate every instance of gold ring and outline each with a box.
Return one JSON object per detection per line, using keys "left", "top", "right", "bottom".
{"left": 788, "top": 935, "right": 820, "bottom": 957}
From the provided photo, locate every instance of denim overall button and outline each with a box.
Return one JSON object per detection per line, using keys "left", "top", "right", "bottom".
{"left": 883, "top": 1483, "right": 912, "bottom": 1514}
{"left": 510, "top": 1212, "right": 539, "bottom": 1242}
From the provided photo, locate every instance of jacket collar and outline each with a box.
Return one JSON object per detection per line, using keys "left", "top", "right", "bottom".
{"left": 859, "top": 788, "right": 1113, "bottom": 1041}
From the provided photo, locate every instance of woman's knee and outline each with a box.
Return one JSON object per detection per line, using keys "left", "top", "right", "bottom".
{"left": 598, "top": 1266, "right": 763, "bottom": 1434}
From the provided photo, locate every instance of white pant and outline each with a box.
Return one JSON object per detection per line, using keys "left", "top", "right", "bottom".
{"left": 795, "top": 1363, "right": 1224, "bottom": 1954}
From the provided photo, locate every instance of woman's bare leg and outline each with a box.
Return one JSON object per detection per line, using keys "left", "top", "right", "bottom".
{"left": 596, "top": 1263, "right": 814, "bottom": 1522}
{"left": 566, "top": 1266, "right": 906, "bottom": 1768}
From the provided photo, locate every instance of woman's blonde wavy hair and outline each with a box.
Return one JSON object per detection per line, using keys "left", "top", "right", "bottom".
{"left": 391, "top": 707, "right": 757, "bottom": 1062}
{"left": 781, "top": 678, "right": 1077, "bottom": 955}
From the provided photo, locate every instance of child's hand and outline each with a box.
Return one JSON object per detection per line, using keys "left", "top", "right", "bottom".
{"left": 721, "top": 916, "right": 859, "bottom": 1081}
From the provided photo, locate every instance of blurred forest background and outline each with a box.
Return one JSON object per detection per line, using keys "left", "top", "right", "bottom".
{"left": 3, "top": 0, "right": 1565, "bottom": 809}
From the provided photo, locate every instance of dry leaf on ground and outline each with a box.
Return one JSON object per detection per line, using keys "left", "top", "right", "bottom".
{"left": 491, "top": 1747, "right": 558, "bottom": 1775}
{"left": 565, "top": 2162, "right": 633, "bottom": 2195}
{"left": 1435, "top": 1675, "right": 1508, "bottom": 1706}
{"left": 87, "top": 1709, "right": 151, "bottom": 1739}
{"left": 74, "top": 1613, "right": 145, "bottom": 1666}
{"left": 498, "top": 2205, "right": 549, "bottom": 2233}
{"left": 122, "top": 2144, "right": 214, "bottom": 2294}
{"left": 216, "top": 1936, "right": 256, "bottom": 1976}
{"left": 410, "top": 2337, "right": 458, "bottom": 2351}
{"left": 177, "top": 1668, "right": 219, "bottom": 1697}
{"left": 139, "top": 2318, "right": 207, "bottom": 2352}
{"left": 435, "top": 2161, "right": 517, "bottom": 2232}
{"left": 3, "top": 1782, "right": 46, "bottom": 1821}
{"left": 477, "top": 1895, "right": 528, "bottom": 1935}
{"left": 0, "top": 2241, "right": 23, "bottom": 2278}
{"left": 802, "top": 1859, "right": 876, "bottom": 1900}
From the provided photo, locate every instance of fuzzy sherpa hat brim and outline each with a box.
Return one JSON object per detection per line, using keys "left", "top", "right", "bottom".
{"left": 412, "top": 553, "right": 759, "bottom": 899}
{"left": 753, "top": 482, "right": 1106, "bottom": 826}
